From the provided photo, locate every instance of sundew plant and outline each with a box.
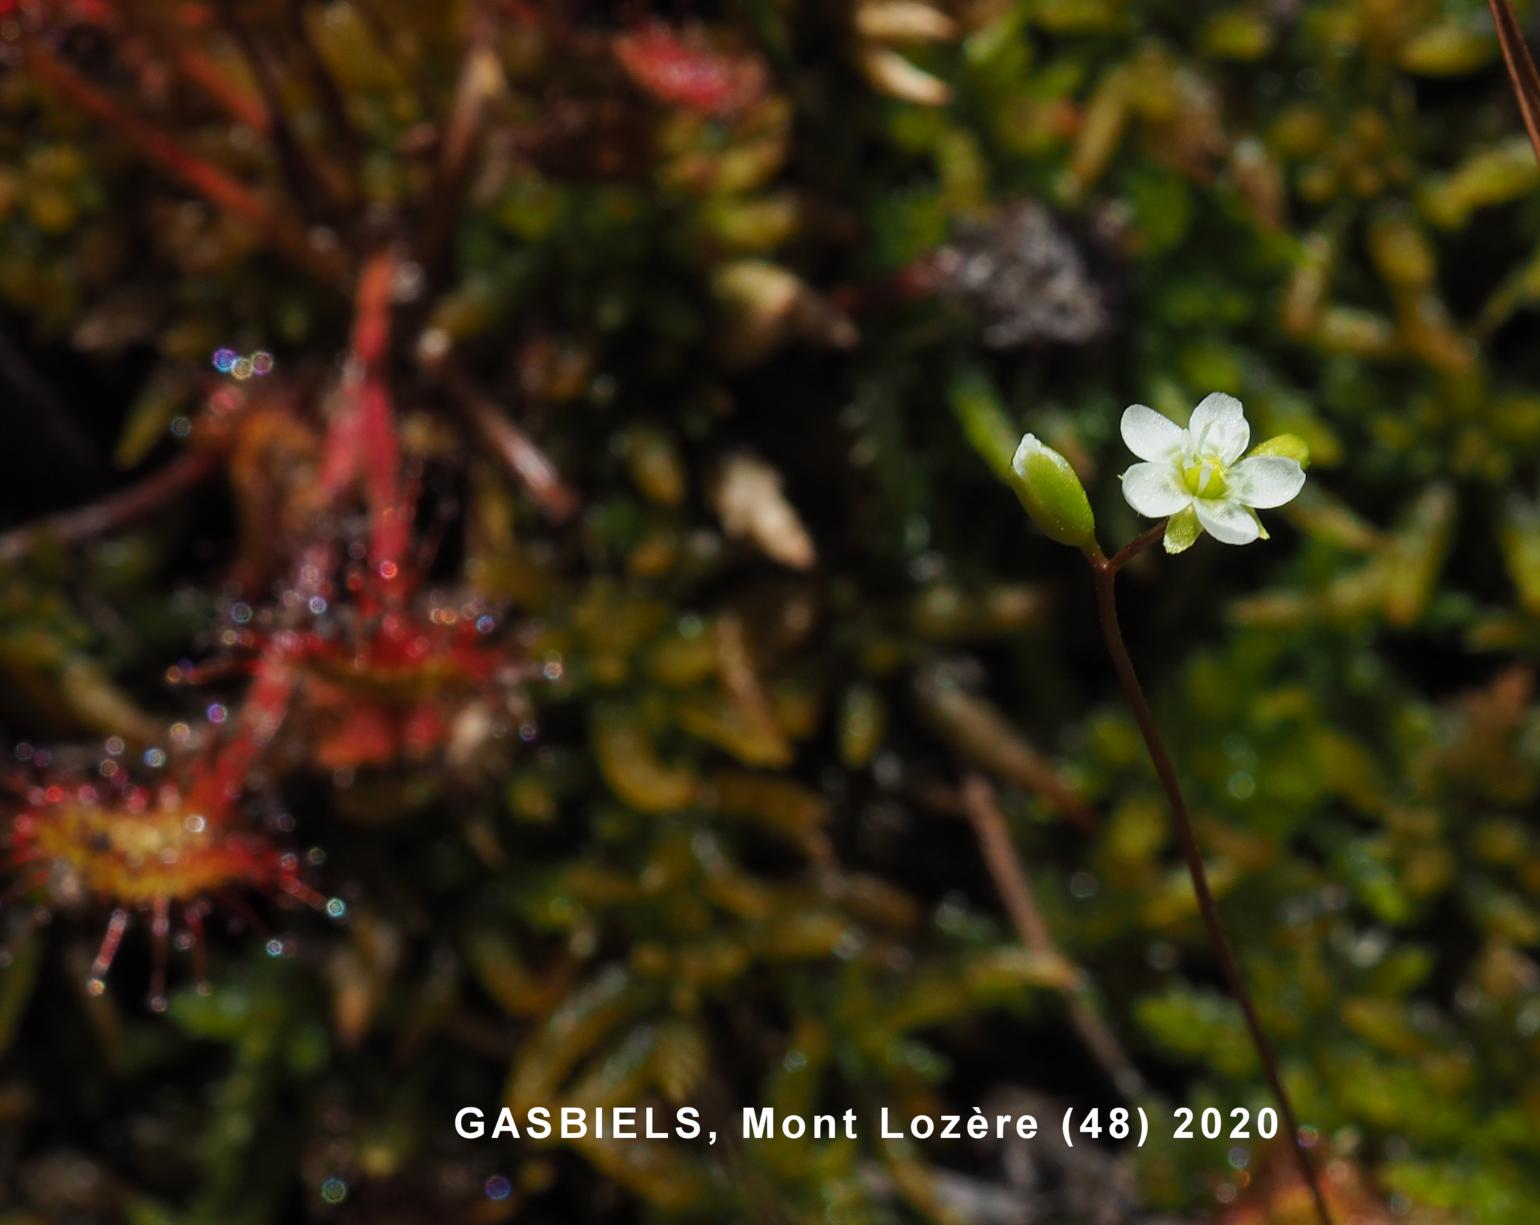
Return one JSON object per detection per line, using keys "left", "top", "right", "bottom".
{"left": 2, "top": 2, "right": 1540, "bottom": 1224}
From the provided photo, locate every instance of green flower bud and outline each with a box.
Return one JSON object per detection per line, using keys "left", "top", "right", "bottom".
{"left": 1249, "top": 433, "right": 1311, "bottom": 468}
{"left": 1009, "top": 434, "right": 1097, "bottom": 551}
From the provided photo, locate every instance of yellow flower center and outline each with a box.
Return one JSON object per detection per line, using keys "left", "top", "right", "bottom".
{"left": 1181, "top": 456, "right": 1228, "bottom": 499}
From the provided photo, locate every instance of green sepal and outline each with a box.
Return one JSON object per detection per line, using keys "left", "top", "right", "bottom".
{"left": 1163, "top": 506, "right": 1201, "bottom": 553}
{"left": 1249, "top": 433, "right": 1310, "bottom": 469}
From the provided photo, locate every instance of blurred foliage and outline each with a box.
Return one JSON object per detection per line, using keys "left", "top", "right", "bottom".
{"left": 1, "top": 0, "right": 1540, "bottom": 1222}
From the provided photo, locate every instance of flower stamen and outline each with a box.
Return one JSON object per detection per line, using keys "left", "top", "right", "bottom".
{"left": 1181, "top": 456, "right": 1228, "bottom": 499}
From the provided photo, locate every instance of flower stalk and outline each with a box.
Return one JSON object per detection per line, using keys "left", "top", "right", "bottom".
{"left": 1087, "top": 535, "right": 1334, "bottom": 1225}
{"left": 1489, "top": 0, "right": 1540, "bottom": 165}
{"left": 1005, "top": 398, "right": 1330, "bottom": 1224}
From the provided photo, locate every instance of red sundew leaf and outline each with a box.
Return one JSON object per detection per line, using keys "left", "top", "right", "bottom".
{"left": 8, "top": 777, "right": 305, "bottom": 915}
{"left": 317, "top": 393, "right": 366, "bottom": 502}
{"left": 349, "top": 249, "right": 396, "bottom": 371}
{"left": 0, "top": 449, "right": 219, "bottom": 564}
{"left": 359, "top": 380, "right": 406, "bottom": 573}
{"left": 7, "top": 779, "right": 323, "bottom": 1004}
{"left": 308, "top": 692, "right": 403, "bottom": 771}
{"left": 613, "top": 25, "right": 768, "bottom": 117}
{"left": 183, "top": 635, "right": 301, "bottom": 816}
{"left": 313, "top": 393, "right": 410, "bottom": 596}
{"left": 320, "top": 251, "right": 411, "bottom": 576}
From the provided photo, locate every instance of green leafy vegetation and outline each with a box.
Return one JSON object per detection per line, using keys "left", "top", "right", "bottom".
{"left": 1, "top": 2, "right": 1538, "bottom": 1222}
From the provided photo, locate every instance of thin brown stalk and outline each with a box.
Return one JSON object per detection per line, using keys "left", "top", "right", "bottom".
{"left": 1490, "top": 0, "right": 1540, "bottom": 164}
{"left": 0, "top": 449, "right": 220, "bottom": 564}
{"left": 438, "top": 366, "right": 581, "bottom": 524}
{"left": 914, "top": 666, "right": 1098, "bottom": 832}
{"left": 1089, "top": 546, "right": 1333, "bottom": 1225}
{"left": 1106, "top": 522, "right": 1165, "bottom": 571}
{"left": 958, "top": 775, "right": 1147, "bottom": 1100}
{"left": 419, "top": 4, "right": 503, "bottom": 284}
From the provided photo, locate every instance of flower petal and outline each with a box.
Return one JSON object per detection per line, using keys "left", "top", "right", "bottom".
{"left": 1120, "top": 462, "right": 1192, "bottom": 517}
{"left": 1187, "top": 392, "right": 1249, "bottom": 464}
{"left": 1229, "top": 455, "right": 1305, "bottom": 509}
{"left": 1195, "top": 497, "right": 1261, "bottom": 545}
{"left": 1120, "top": 404, "right": 1186, "bottom": 462}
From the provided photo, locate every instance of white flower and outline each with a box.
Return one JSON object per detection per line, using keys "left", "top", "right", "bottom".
{"left": 1118, "top": 393, "right": 1306, "bottom": 552}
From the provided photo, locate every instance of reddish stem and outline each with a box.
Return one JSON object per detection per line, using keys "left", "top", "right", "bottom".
{"left": 0, "top": 449, "right": 219, "bottom": 564}
{"left": 1104, "top": 522, "right": 1165, "bottom": 573}
{"left": 1490, "top": 0, "right": 1540, "bottom": 165}
{"left": 1090, "top": 549, "right": 1334, "bottom": 1225}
